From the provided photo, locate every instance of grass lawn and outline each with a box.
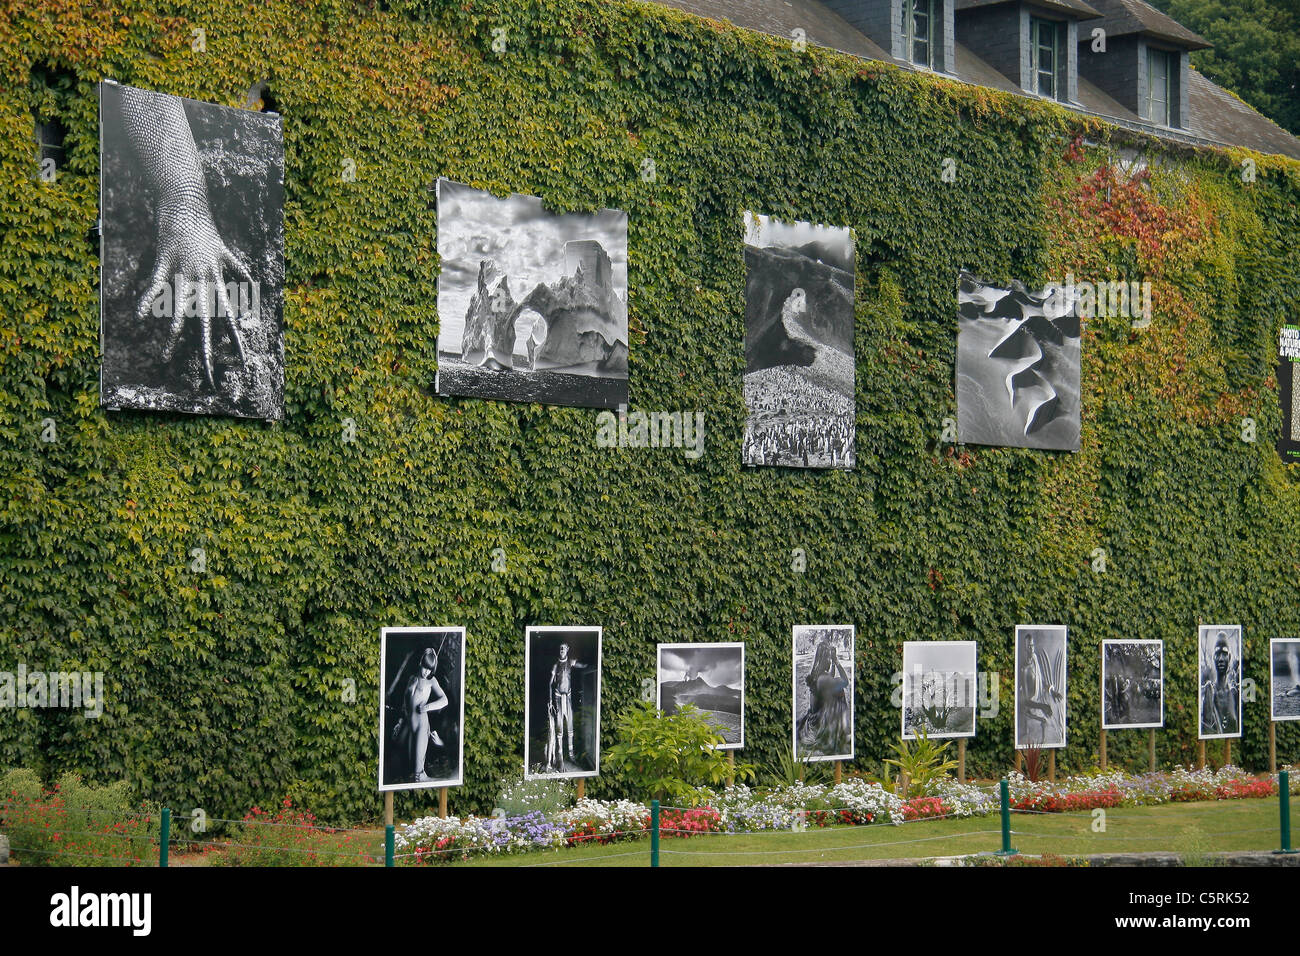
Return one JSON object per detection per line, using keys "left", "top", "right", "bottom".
{"left": 452, "top": 799, "right": 1285, "bottom": 867}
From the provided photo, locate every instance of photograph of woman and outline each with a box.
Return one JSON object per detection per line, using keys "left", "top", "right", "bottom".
{"left": 379, "top": 627, "right": 465, "bottom": 791}
{"left": 792, "top": 625, "right": 854, "bottom": 761}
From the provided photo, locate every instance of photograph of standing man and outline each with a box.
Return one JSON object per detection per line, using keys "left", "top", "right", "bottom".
{"left": 1014, "top": 625, "right": 1067, "bottom": 749}
{"left": 525, "top": 627, "right": 602, "bottom": 779}
{"left": 1199, "top": 625, "right": 1242, "bottom": 739}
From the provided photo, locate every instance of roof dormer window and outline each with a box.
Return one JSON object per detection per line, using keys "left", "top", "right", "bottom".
{"left": 1146, "top": 46, "right": 1176, "bottom": 127}
{"left": 1031, "top": 17, "right": 1066, "bottom": 98}
{"left": 904, "top": 0, "right": 938, "bottom": 68}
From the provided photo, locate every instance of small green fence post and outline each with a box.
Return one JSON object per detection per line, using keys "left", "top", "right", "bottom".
{"left": 386, "top": 824, "right": 395, "bottom": 867}
{"left": 650, "top": 800, "right": 660, "bottom": 868}
{"left": 1279, "top": 770, "right": 1296, "bottom": 855}
{"left": 995, "top": 779, "right": 1017, "bottom": 857}
{"left": 159, "top": 808, "right": 170, "bottom": 868}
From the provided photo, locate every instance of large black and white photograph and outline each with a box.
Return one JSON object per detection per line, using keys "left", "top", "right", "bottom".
{"left": 1271, "top": 639, "right": 1300, "bottom": 722}
{"left": 956, "top": 271, "right": 1080, "bottom": 451}
{"left": 1198, "top": 625, "right": 1242, "bottom": 739}
{"left": 1014, "top": 625, "right": 1067, "bottom": 749}
{"left": 99, "top": 82, "right": 284, "bottom": 420}
{"left": 741, "top": 212, "right": 855, "bottom": 469}
{"left": 1101, "top": 640, "right": 1163, "bottom": 730}
{"left": 435, "top": 179, "right": 628, "bottom": 409}
{"left": 379, "top": 627, "right": 466, "bottom": 791}
{"left": 792, "top": 625, "right": 854, "bottom": 761}
{"left": 657, "top": 643, "right": 744, "bottom": 749}
{"left": 901, "top": 641, "right": 977, "bottom": 740}
{"left": 524, "top": 627, "right": 602, "bottom": 779}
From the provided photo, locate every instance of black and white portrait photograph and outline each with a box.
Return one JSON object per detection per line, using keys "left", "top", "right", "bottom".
{"left": 902, "top": 641, "right": 977, "bottom": 740}
{"left": 435, "top": 179, "right": 628, "bottom": 409}
{"left": 741, "top": 212, "right": 855, "bottom": 469}
{"left": 524, "top": 627, "right": 602, "bottom": 779}
{"left": 379, "top": 627, "right": 466, "bottom": 791}
{"left": 99, "top": 82, "right": 284, "bottom": 420}
{"left": 956, "top": 271, "right": 1080, "bottom": 451}
{"left": 1101, "top": 640, "right": 1163, "bottom": 730}
{"left": 1014, "top": 625, "right": 1067, "bottom": 749}
{"left": 792, "top": 625, "right": 854, "bottom": 761}
{"left": 657, "top": 643, "right": 744, "bottom": 749}
{"left": 1199, "top": 625, "right": 1242, "bottom": 739}
{"left": 1271, "top": 639, "right": 1300, "bottom": 722}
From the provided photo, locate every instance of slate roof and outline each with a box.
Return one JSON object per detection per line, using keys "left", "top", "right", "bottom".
{"left": 1083, "top": 0, "right": 1211, "bottom": 49}
{"left": 652, "top": 0, "right": 1300, "bottom": 159}
{"left": 956, "top": 0, "right": 1102, "bottom": 20}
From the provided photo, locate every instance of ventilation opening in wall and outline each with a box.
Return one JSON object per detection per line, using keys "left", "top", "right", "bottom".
{"left": 30, "top": 62, "right": 74, "bottom": 179}
{"left": 246, "top": 79, "right": 279, "bottom": 114}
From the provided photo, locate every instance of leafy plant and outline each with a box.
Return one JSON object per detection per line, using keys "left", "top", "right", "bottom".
{"left": 884, "top": 732, "right": 958, "bottom": 800}
{"left": 1021, "top": 745, "right": 1043, "bottom": 783}
{"left": 762, "top": 740, "right": 831, "bottom": 787}
{"left": 605, "top": 701, "right": 755, "bottom": 805}
{"left": 494, "top": 774, "right": 573, "bottom": 816}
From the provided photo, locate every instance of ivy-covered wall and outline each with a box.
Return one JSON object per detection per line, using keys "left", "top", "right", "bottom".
{"left": 2, "top": 0, "right": 1299, "bottom": 823}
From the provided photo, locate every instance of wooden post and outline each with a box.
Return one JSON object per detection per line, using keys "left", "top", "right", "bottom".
{"left": 438, "top": 786, "right": 448, "bottom": 820}
{"left": 1149, "top": 728, "right": 1156, "bottom": 773}
{"left": 727, "top": 750, "right": 735, "bottom": 788}
{"left": 1099, "top": 665, "right": 1107, "bottom": 771}
{"left": 1224, "top": 738, "right": 1231, "bottom": 768}
{"left": 957, "top": 738, "right": 967, "bottom": 784}
{"left": 1048, "top": 749, "right": 1056, "bottom": 783}
{"left": 1270, "top": 721, "right": 1278, "bottom": 773}
{"left": 1014, "top": 749, "right": 1023, "bottom": 773}
{"left": 575, "top": 778, "right": 586, "bottom": 801}
{"left": 384, "top": 791, "right": 394, "bottom": 828}
{"left": 1198, "top": 740, "right": 1206, "bottom": 770}
{"left": 834, "top": 760, "right": 842, "bottom": 786}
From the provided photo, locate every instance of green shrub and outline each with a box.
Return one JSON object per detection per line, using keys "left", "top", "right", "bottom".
{"left": 0, "top": 769, "right": 157, "bottom": 866}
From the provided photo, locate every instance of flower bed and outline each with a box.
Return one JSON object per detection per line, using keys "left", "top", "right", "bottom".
{"left": 390, "top": 766, "right": 1291, "bottom": 864}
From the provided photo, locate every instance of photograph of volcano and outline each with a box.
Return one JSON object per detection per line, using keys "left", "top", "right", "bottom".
{"left": 657, "top": 643, "right": 744, "bottom": 749}
{"left": 1271, "top": 639, "right": 1300, "bottom": 722}
{"left": 435, "top": 179, "right": 628, "bottom": 409}
{"left": 741, "top": 212, "right": 855, "bottom": 469}
{"left": 99, "top": 82, "right": 285, "bottom": 420}
{"left": 1102, "top": 640, "right": 1163, "bottom": 730}
{"left": 956, "top": 271, "right": 1080, "bottom": 451}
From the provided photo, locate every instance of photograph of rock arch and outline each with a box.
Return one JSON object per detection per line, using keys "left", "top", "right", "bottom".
{"left": 434, "top": 179, "right": 628, "bottom": 409}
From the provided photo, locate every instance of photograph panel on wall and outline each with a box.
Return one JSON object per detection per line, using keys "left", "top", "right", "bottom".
{"left": 1271, "top": 639, "right": 1300, "bottom": 722}
{"left": 524, "top": 627, "right": 602, "bottom": 779}
{"left": 741, "top": 212, "right": 855, "bottom": 469}
{"left": 657, "top": 642, "right": 744, "bottom": 750}
{"left": 901, "top": 641, "right": 977, "bottom": 740}
{"left": 99, "top": 81, "right": 285, "bottom": 420}
{"left": 379, "top": 627, "right": 466, "bottom": 791}
{"left": 1198, "top": 625, "right": 1243, "bottom": 739}
{"left": 1014, "top": 625, "right": 1068, "bottom": 749}
{"left": 435, "top": 178, "right": 628, "bottom": 409}
{"left": 792, "top": 625, "right": 854, "bottom": 761}
{"left": 1277, "top": 325, "right": 1300, "bottom": 463}
{"left": 956, "top": 271, "right": 1080, "bottom": 452}
{"left": 1101, "top": 640, "right": 1164, "bottom": 730}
